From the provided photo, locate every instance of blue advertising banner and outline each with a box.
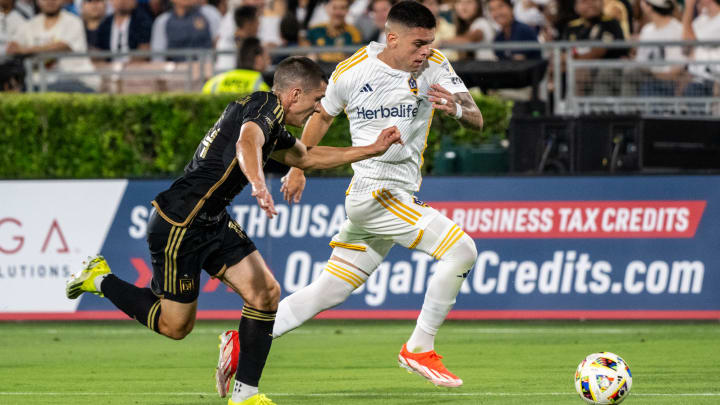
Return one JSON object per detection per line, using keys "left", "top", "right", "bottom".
{"left": 2, "top": 176, "right": 718, "bottom": 319}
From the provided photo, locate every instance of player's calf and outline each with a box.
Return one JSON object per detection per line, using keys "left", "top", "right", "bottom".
{"left": 273, "top": 259, "right": 367, "bottom": 338}
{"left": 66, "top": 256, "right": 168, "bottom": 335}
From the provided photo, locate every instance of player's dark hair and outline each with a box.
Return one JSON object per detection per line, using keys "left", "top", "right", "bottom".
{"left": 236, "top": 37, "right": 264, "bottom": 70}
{"left": 273, "top": 56, "right": 328, "bottom": 92}
{"left": 643, "top": 0, "right": 674, "bottom": 15}
{"left": 234, "top": 5, "right": 258, "bottom": 29}
{"left": 386, "top": 1, "right": 435, "bottom": 29}
{"left": 650, "top": 3, "right": 674, "bottom": 14}
{"left": 489, "top": 0, "right": 513, "bottom": 9}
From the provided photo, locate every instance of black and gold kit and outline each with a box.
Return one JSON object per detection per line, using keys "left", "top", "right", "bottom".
{"left": 563, "top": 16, "right": 628, "bottom": 59}
{"left": 147, "top": 91, "right": 296, "bottom": 302}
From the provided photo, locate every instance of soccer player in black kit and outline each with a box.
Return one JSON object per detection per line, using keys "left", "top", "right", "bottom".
{"left": 66, "top": 56, "right": 402, "bottom": 405}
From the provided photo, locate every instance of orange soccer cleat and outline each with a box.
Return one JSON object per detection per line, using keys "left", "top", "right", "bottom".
{"left": 397, "top": 343, "right": 463, "bottom": 388}
{"left": 216, "top": 330, "right": 240, "bottom": 398}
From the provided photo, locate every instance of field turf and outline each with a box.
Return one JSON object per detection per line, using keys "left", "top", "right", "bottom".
{"left": 1, "top": 320, "right": 719, "bottom": 404}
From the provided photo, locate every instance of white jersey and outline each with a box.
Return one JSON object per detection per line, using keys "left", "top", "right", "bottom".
{"left": 321, "top": 41, "right": 469, "bottom": 196}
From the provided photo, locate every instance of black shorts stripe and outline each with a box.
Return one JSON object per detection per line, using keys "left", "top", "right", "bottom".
{"left": 170, "top": 228, "right": 187, "bottom": 294}
{"left": 163, "top": 226, "right": 178, "bottom": 293}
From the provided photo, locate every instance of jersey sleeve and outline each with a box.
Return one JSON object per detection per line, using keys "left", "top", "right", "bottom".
{"left": 429, "top": 49, "right": 469, "bottom": 94}
{"left": 320, "top": 71, "right": 348, "bottom": 116}
{"left": 275, "top": 128, "right": 297, "bottom": 151}
{"left": 241, "top": 92, "right": 284, "bottom": 144}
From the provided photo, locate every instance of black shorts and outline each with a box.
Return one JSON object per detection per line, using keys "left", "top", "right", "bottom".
{"left": 146, "top": 210, "right": 257, "bottom": 303}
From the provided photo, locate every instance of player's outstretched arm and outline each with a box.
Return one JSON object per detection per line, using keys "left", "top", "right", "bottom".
{"left": 428, "top": 84, "right": 484, "bottom": 131}
{"left": 281, "top": 105, "right": 337, "bottom": 203}
{"left": 236, "top": 121, "right": 278, "bottom": 218}
{"left": 272, "top": 126, "right": 403, "bottom": 170}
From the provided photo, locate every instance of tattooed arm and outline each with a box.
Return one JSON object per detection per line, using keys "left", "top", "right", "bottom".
{"left": 427, "top": 84, "right": 484, "bottom": 131}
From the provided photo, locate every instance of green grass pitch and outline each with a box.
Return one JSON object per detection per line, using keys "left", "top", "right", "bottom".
{"left": 1, "top": 320, "right": 719, "bottom": 404}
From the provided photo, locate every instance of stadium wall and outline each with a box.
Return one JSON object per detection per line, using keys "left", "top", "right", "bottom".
{"left": 1, "top": 176, "right": 718, "bottom": 320}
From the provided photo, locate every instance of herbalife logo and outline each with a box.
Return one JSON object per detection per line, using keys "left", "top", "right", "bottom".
{"left": 357, "top": 104, "right": 418, "bottom": 120}
{"left": 359, "top": 83, "right": 374, "bottom": 93}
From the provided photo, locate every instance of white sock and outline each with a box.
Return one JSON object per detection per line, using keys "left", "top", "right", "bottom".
{"left": 272, "top": 299, "right": 301, "bottom": 338}
{"left": 231, "top": 380, "right": 258, "bottom": 402}
{"left": 406, "top": 324, "right": 435, "bottom": 353}
{"left": 94, "top": 273, "right": 108, "bottom": 293}
{"left": 408, "top": 248, "right": 474, "bottom": 352}
{"left": 272, "top": 269, "right": 359, "bottom": 338}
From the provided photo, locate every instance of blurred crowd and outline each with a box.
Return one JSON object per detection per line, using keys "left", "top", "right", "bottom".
{"left": 1, "top": 0, "right": 719, "bottom": 94}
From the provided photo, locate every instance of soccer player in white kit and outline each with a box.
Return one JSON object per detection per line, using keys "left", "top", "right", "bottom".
{"left": 217, "top": 0, "right": 484, "bottom": 389}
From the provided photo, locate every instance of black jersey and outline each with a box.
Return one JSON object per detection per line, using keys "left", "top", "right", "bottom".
{"left": 563, "top": 16, "right": 628, "bottom": 59}
{"left": 152, "top": 92, "right": 296, "bottom": 227}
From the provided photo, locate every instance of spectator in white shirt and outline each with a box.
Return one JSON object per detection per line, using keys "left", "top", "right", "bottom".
{"left": 441, "top": 0, "right": 496, "bottom": 60}
{"left": 682, "top": 0, "right": 720, "bottom": 96}
{"left": 1, "top": 0, "right": 26, "bottom": 56}
{"left": 215, "top": 0, "right": 281, "bottom": 71}
{"left": 634, "top": 0, "right": 684, "bottom": 95}
{"left": 514, "top": 0, "right": 548, "bottom": 32}
{"left": 7, "top": 0, "right": 99, "bottom": 91}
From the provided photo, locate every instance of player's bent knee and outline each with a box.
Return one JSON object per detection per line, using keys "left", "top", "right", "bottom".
{"left": 159, "top": 315, "right": 195, "bottom": 340}
{"left": 321, "top": 271, "right": 357, "bottom": 307}
{"left": 266, "top": 279, "right": 282, "bottom": 307}
{"left": 247, "top": 279, "right": 281, "bottom": 311}
{"left": 444, "top": 233, "right": 478, "bottom": 269}
{"left": 155, "top": 299, "right": 197, "bottom": 340}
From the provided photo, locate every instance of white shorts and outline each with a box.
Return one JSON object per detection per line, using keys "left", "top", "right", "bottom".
{"left": 330, "top": 188, "right": 462, "bottom": 271}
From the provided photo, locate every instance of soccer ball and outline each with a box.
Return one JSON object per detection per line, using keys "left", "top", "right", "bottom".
{"left": 574, "top": 352, "right": 632, "bottom": 404}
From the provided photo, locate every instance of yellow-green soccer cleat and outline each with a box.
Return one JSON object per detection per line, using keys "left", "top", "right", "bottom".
{"left": 66, "top": 255, "right": 112, "bottom": 299}
{"left": 228, "top": 394, "right": 276, "bottom": 405}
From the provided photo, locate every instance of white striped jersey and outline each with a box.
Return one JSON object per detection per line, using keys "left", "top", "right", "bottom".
{"left": 321, "top": 41, "right": 469, "bottom": 196}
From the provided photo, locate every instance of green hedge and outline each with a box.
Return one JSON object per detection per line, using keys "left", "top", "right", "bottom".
{"left": 0, "top": 92, "right": 511, "bottom": 179}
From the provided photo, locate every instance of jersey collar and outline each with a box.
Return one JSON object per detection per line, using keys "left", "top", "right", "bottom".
{"left": 367, "top": 41, "right": 409, "bottom": 78}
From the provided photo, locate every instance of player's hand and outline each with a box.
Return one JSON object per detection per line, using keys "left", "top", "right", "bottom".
{"left": 371, "top": 126, "right": 403, "bottom": 156}
{"left": 251, "top": 182, "right": 278, "bottom": 219}
{"left": 280, "top": 167, "right": 306, "bottom": 204}
{"left": 428, "top": 84, "right": 458, "bottom": 117}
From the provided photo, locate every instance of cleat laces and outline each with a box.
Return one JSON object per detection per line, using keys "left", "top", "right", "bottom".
{"left": 256, "top": 394, "right": 274, "bottom": 404}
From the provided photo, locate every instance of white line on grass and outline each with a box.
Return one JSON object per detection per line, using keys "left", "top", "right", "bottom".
{"left": 2, "top": 392, "right": 720, "bottom": 397}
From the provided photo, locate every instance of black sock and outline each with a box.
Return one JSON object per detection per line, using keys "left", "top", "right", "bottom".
{"left": 235, "top": 305, "right": 276, "bottom": 387}
{"left": 101, "top": 274, "right": 162, "bottom": 333}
